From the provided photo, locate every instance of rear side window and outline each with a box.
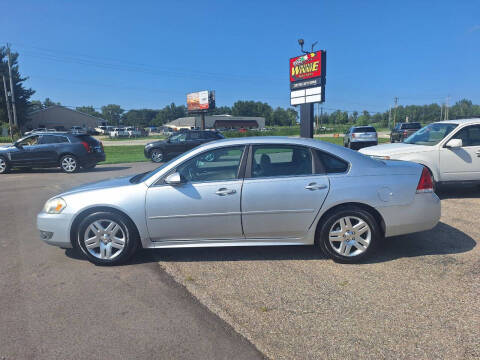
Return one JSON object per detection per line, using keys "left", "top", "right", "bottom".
{"left": 189, "top": 132, "right": 201, "bottom": 140}
{"left": 315, "top": 150, "right": 349, "bottom": 174}
{"left": 352, "top": 127, "right": 376, "bottom": 133}
{"left": 75, "top": 135, "right": 98, "bottom": 144}
{"left": 251, "top": 145, "right": 312, "bottom": 178}
{"left": 41, "top": 135, "right": 69, "bottom": 144}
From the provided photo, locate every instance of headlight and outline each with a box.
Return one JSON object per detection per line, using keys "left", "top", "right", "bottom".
{"left": 43, "top": 198, "right": 67, "bottom": 214}
{"left": 145, "top": 143, "right": 154, "bottom": 148}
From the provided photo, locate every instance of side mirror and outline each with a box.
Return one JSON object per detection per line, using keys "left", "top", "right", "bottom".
{"left": 164, "top": 172, "right": 184, "bottom": 186}
{"left": 445, "top": 138, "right": 462, "bottom": 148}
{"left": 14, "top": 142, "right": 23, "bottom": 149}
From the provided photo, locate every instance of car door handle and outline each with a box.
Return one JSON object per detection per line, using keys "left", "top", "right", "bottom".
{"left": 215, "top": 188, "right": 236, "bottom": 196}
{"left": 305, "top": 183, "right": 327, "bottom": 191}
{"left": 476, "top": 150, "right": 480, "bottom": 157}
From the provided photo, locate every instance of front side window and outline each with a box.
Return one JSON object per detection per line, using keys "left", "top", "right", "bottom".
{"left": 176, "top": 146, "right": 245, "bottom": 182}
{"left": 251, "top": 145, "right": 312, "bottom": 178}
{"left": 169, "top": 133, "right": 187, "bottom": 143}
{"left": 451, "top": 125, "right": 480, "bottom": 147}
{"left": 403, "top": 123, "right": 458, "bottom": 146}
{"left": 17, "top": 135, "right": 40, "bottom": 146}
{"left": 189, "top": 132, "right": 201, "bottom": 140}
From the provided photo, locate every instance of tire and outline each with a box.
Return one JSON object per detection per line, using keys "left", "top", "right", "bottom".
{"left": 82, "top": 162, "right": 97, "bottom": 170}
{"left": 317, "top": 206, "right": 381, "bottom": 263}
{"left": 75, "top": 211, "right": 139, "bottom": 266}
{"left": 150, "top": 149, "right": 164, "bottom": 163}
{"left": 60, "top": 154, "right": 79, "bottom": 173}
{"left": 0, "top": 156, "right": 10, "bottom": 174}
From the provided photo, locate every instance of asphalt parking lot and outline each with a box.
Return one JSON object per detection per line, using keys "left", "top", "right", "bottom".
{"left": 1, "top": 163, "right": 479, "bottom": 359}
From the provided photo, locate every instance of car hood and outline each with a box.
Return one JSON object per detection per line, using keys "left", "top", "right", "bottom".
{"left": 59, "top": 175, "right": 137, "bottom": 197}
{"left": 359, "top": 142, "right": 434, "bottom": 156}
{"left": 146, "top": 140, "right": 166, "bottom": 147}
{"left": 0, "top": 144, "right": 15, "bottom": 151}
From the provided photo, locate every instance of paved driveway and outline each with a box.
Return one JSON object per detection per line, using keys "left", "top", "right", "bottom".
{"left": 0, "top": 163, "right": 263, "bottom": 360}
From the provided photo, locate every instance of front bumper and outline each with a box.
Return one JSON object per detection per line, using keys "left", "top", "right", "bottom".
{"left": 380, "top": 192, "right": 441, "bottom": 237}
{"left": 37, "top": 212, "right": 74, "bottom": 248}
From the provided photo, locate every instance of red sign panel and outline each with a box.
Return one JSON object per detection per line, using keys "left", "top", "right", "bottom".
{"left": 289, "top": 51, "right": 324, "bottom": 83}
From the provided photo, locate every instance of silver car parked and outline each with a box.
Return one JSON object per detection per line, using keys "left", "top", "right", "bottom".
{"left": 344, "top": 126, "right": 378, "bottom": 150}
{"left": 37, "top": 137, "right": 440, "bottom": 265}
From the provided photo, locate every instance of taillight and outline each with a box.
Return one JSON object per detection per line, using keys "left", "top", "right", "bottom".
{"left": 403, "top": 130, "right": 408, "bottom": 136}
{"left": 100, "top": 142, "right": 104, "bottom": 152}
{"left": 352, "top": 133, "right": 356, "bottom": 138}
{"left": 416, "top": 167, "right": 433, "bottom": 193}
{"left": 81, "top": 141, "right": 91, "bottom": 153}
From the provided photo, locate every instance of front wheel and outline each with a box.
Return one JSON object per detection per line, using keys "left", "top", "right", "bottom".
{"left": 150, "top": 149, "right": 164, "bottom": 163}
{"left": 0, "top": 156, "right": 10, "bottom": 174}
{"left": 60, "top": 155, "right": 79, "bottom": 173}
{"left": 317, "top": 206, "right": 380, "bottom": 263}
{"left": 75, "top": 211, "right": 139, "bottom": 266}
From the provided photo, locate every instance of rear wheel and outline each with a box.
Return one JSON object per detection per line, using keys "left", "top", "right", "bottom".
{"left": 150, "top": 149, "right": 164, "bottom": 163}
{"left": 318, "top": 206, "right": 380, "bottom": 263}
{"left": 0, "top": 156, "right": 10, "bottom": 174}
{"left": 75, "top": 211, "right": 139, "bottom": 266}
{"left": 60, "top": 155, "right": 79, "bottom": 173}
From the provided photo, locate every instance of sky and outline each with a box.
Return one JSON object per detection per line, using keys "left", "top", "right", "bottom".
{"left": 1, "top": 0, "right": 479, "bottom": 114}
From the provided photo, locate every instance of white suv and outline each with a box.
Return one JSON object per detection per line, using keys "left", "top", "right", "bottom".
{"left": 359, "top": 119, "right": 480, "bottom": 185}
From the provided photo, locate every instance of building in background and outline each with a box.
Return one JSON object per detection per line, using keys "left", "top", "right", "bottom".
{"left": 25, "top": 106, "right": 105, "bottom": 131}
{"left": 165, "top": 115, "right": 265, "bottom": 130}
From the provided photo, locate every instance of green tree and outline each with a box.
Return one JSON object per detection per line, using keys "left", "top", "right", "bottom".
{"left": 76, "top": 106, "right": 102, "bottom": 118}
{"left": 43, "top": 98, "right": 60, "bottom": 107}
{"left": 0, "top": 46, "right": 35, "bottom": 128}
{"left": 231, "top": 101, "right": 273, "bottom": 125}
{"left": 101, "top": 104, "right": 124, "bottom": 125}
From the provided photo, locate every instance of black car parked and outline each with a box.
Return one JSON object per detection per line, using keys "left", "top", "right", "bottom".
{"left": 0, "top": 132, "right": 105, "bottom": 174}
{"left": 144, "top": 130, "right": 225, "bottom": 162}
{"left": 390, "top": 122, "right": 422, "bottom": 142}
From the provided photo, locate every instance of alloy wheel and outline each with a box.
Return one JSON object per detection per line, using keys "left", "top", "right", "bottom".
{"left": 328, "top": 216, "right": 371, "bottom": 257}
{"left": 151, "top": 150, "right": 163, "bottom": 162}
{"left": 0, "top": 158, "right": 6, "bottom": 173}
{"left": 83, "top": 219, "right": 126, "bottom": 260}
{"left": 62, "top": 156, "right": 77, "bottom": 172}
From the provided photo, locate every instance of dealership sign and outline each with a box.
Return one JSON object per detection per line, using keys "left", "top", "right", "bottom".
{"left": 187, "top": 90, "right": 216, "bottom": 112}
{"left": 290, "top": 50, "right": 326, "bottom": 105}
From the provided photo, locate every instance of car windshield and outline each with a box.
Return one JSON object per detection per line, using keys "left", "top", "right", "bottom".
{"left": 403, "top": 123, "right": 458, "bottom": 146}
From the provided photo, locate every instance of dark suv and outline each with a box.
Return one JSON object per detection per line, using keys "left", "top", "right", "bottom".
{"left": 0, "top": 132, "right": 105, "bottom": 174}
{"left": 390, "top": 122, "right": 422, "bottom": 142}
{"left": 144, "top": 130, "right": 224, "bottom": 162}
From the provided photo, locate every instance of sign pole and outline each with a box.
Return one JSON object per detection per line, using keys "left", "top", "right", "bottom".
{"left": 300, "top": 103, "right": 314, "bottom": 138}
{"left": 201, "top": 112, "right": 206, "bottom": 130}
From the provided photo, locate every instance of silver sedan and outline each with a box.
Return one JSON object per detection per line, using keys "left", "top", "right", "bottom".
{"left": 37, "top": 137, "right": 440, "bottom": 265}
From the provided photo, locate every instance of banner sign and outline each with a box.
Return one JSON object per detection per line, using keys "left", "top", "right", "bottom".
{"left": 187, "top": 90, "right": 215, "bottom": 112}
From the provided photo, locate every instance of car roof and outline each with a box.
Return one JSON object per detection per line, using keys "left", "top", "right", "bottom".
{"left": 198, "top": 136, "right": 377, "bottom": 162}
{"left": 437, "top": 118, "right": 480, "bottom": 125}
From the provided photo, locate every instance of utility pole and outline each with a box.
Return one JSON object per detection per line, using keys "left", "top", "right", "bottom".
{"left": 2, "top": 75, "right": 13, "bottom": 141}
{"left": 440, "top": 103, "right": 443, "bottom": 121}
{"left": 388, "top": 107, "right": 392, "bottom": 129}
{"left": 7, "top": 44, "right": 18, "bottom": 127}
{"left": 393, "top": 97, "right": 399, "bottom": 128}
{"left": 445, "top": 95, "right": 450, "bottom": 120}
{"left": 320, "top": 106, "right": 323, "bottom": 129}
